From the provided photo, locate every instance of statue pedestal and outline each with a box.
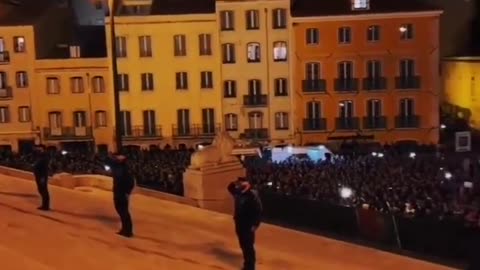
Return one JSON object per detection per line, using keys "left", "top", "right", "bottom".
{"left": 183, "top": 161, "right": 245, "bottom": 214}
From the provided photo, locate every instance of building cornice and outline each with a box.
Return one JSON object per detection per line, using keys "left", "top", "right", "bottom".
{"left": 291, "top": 10, "right": 442, "bottom": 23}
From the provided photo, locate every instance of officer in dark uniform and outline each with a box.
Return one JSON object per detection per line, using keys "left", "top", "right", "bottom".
{"left": 33, "top": 145, "right": 50, "bottom": 211}
{"left": 228, "top": 177, "right": 263, "bottom": 270}
{"left": 106, "top": 153, "right": 135, "bottom": 237}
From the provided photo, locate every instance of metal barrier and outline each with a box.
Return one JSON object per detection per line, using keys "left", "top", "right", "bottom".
{"left": 260, "top": 192, "right": 480, "bottom": 265}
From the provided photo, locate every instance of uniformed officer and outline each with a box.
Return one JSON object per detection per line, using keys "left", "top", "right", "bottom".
{"left": 228, "top": 177, "right": 263, "bottom": 270}
{"left": 106, "top": 153, "right": 135, "bottom": 237}
{"left": 33, "top": 145, "right": 50, "bottom": 211}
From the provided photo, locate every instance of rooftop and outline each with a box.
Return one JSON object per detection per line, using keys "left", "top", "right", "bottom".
{"left": 291, "top": 0, "right": 441, "bottom": 17}
{"left": 117, "top": 0, "right": 215, "bottom": 16}
{"left": 0, "top": 0, "right": 62, "bottom": 26}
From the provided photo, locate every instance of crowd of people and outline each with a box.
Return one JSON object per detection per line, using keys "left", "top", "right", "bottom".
{"left": 0, "top": 144, "right": 479, "bottom": 225}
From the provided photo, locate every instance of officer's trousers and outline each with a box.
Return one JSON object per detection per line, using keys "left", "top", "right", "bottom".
{"left": 35, "top": 175, "right": 50, "bottom": 208}
{"left": 235, "top": 223, "right": 256, "bottom": 270}
{"left": 114, "top": 193, "right": 133, "bottom": 234}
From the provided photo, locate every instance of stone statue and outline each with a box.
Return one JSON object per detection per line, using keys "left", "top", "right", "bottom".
{"left": 190, "top": 131, "right": 237, "bottom": 169}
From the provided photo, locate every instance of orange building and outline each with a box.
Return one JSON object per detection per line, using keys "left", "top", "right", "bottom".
{"left": 290, "top": 0, "right": 442, "bottom": 146}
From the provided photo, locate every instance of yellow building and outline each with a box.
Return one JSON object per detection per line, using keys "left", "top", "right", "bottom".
{"left": 34, "top": 55, "right": 114, "bottom": 152}
{"left": 106, "top": 0, "right": 222, "bottom": 147}
{"left": 442, "top": 57, "right": 480, "bottom": 129}
{"left": 0, "top": 1, "right": 71, "bottom": 152}
{"left": 216, "top": 0, "right": 293, "bottom": 144}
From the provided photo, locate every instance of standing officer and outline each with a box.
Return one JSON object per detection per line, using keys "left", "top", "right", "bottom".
{"left": 106, "top": 153, "right": 135, "bottom": 238}
{"left": 227, "top": 177, "right": 263, "bottom": 270}
{"left": 33, "top": 145, "right": 50, "bottom": 211}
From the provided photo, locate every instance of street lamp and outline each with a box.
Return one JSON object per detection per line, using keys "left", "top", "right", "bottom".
{"left": 108, "top": 0, "right": 123, "bottom": 152}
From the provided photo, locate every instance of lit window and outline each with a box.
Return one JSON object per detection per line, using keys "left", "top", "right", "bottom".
{"left": 273, "top": 41, "right": 287, "bottom": 61}
{"left": 247, "top": 42, "right": 261, "bottom": 62}
{"left": 352, "top": 0, "right": 369, "bottom": 10}
{"left": 400, "top": 24, "right": 414, "bottom": 40}
{"left": 13, "top": 36, "right": 25, "bottom": 52}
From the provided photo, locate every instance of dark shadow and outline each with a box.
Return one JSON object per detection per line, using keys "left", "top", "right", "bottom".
{"left": 209, "top": 246, "right": 242, "bottom": 267}
{"left": 0, "top": 191, "right": 37, "bottom": 198}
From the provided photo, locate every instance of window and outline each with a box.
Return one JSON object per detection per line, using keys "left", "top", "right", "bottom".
{"left": 70, "top": 77, "right": 84, "bottom": 93}
{"left": 18, "top": 106, "right": 30, "bottom": 122}
{"left": 366, "top": 99, "right": 382, "bottom": 116}
{"left": 202, "top": 108, "right": 215, "bottom": 134}
{"left": 367, "top": 25, "right": 380, "bottom": 42}
{"left": 0, "top": 38, "right": 4, "bottom": 52}
{"left": 338, "top": 61, "right": 353, "bottom": 79}
{"left": 305, "top": 62, "right": 320, "bottom": 79}
{"left": 177, "top": 109, "right": 190, "bottom": 135}
{"left": 117, "top": 74, "right": 129, "bottom": 91}
{"left": 175, "top": 72, "right": 188, "bottom": 90}
{"left": 95, "top": 110, "right": 107, "bottom": 127}
{"left": 224, "top": 113, "right": 238, "bottom": 131}
{"left": 367, "top": 60, "right": 382, "bottom": 78}
{"left": 248, "top": 79, "right": 262, "bottom": 95}
{"left": 275, "top": 112, "right": 289, "bottom": 130}
{"left": 0, "top": 106, "right": 9, "bottom": 123}
{"left": 16, "top": 71, "right": 28, "bottom": 88}
{"left": 198, "top": 34, "right": 212, "bottom": 56}
{"left": 92, "top": 76, "right": 105, "bottom": 93}
{"left": 119, "top": 111, "right": 132, "bottom": 136}
{"left": 274, "top": 78, "right": 288, "bottom": 96}
{"left": 339, "top": 100, "right": 354, "bottom": 118}
{"left": 306, "top": 101, "right": 321, "bottom": 119}
{"left": 273, "top": 41, "right": 287, "bottom": 61}
{"left": 143, "top": 110, "right": 157, "bottom": 135}
{"left": 115, "top": 36, "right": 127, "bottom": 57}
{"left": 352, "top": 0, "right": 369, "bottom": 9}
{"left": 399, "top": 98, "right": 414, "bottom": 116}
{"left": 222, "top": 43, "right": 235, "bottom": 63}
{"left": 306, "top": 28, "right": 319, "bottom": 45}
{"left": 220, "top": 10, "right": 235, "bottom": 31}
{"left": 139, "top": 36, "right": 152, "bottom": 57}
{"left": 48, "top": 111, "right": 62, "bottom": 128}
{"left": 272, "top": 8, "right": 287, "bottom": 29}
{"left": 46, "top": 77, "right": 60, "bottom": 94}
{"left": 13, "top": 36, "right": 25, "bottom": 52}
{"left": 400, "top": 59, "right": 415, "bottom": 77}
{"left": 73, "top": 111, "right": 87, "bottom": 127}
{"left": 247, "top": 42, "right": 261, "bottom": 62}
{"left": 248, "top": 111, "right": 263, "bottom": 129}
{"left": 400, "top": 24, "right": 414, "bottom": 40}
{"left": 201, "top": 71, "right": 213, "bottom": 89}
{"left": 141, "top": 73, "right": 154, "bottom": 91}
{"left": 338, "top": 27, "right": 352, "bottom": 44}
{"left": 246, "top": 10, "right": 259, "bottom": 30}
{"left": 173, "top": 35, "right": 186, "bottom": 56}
{"left": 0, "top": 72, "right": 5, "bottom": 90}
{"left": 224, "top": 80, "right": 237, "bottom": 98}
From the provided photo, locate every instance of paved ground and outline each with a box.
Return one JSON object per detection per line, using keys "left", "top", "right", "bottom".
{"left": 0, "top": 175, "right": 457, "bottom": 270}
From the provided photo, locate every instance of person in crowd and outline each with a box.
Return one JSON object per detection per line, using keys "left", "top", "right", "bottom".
{"left": 228, "top": 177, "right": 263, "bottom": 270}
{"left": 106, "top": 153, "right": 135, "bottom": 238}
{"left": 33, "top": 144, "right": 50, "bottom": 211}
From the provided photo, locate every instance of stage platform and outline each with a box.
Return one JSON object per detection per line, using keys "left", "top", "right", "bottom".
{"left": 0, "top": 175, "right": 456, "bottom": 270}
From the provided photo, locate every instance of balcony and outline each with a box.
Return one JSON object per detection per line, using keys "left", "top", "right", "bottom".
{"left": 121, "top": 125, "right": 162, "bottom": 140}
{"left": 43, "top": 126, "right": 93, "bottom": 140}
{"left": 0, "top": 86, "right": 13, "bottom": 99}
{"left": 302, "top": 79, "right": 326, "bottom": 93}
{"left": 243, "top": 128, "right": 269, "bottom": 139}
{"left": 196, "top": 123, "right": 221, "bottom": 137}
{"left": 362, "top": 77, "right": 387, "bottom": 91}
{"left": 243, "top": 95, "right": 268, "bottom": 107}
{"left": 303, "top": 118, "right": 327, "bottom": 131}
{"left": 395, "top": 115, "right": 420, "bottom": 128}
{"left": 334, "top": 78, "right": 359, "bottom": 92}
{"left": 363, "top": 116, "right": 387, "bottom": 129}
{"left": 172, "top": 124, "right": 195, "bottom": 138}
{"left": 0, "top": 51, "right": 10, "bottom": 64}
{"left": 395, "top": 76, "right": 421, "bottom": 89}
{"left": 335, "top": 117, "right": 360, "bottom": 130}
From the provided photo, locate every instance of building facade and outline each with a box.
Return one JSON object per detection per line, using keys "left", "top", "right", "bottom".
{"left": 217, "top": 0, "right": 293, "bottom": 144}
{"left": 33, "top": 57, "right": 114, "bottom": 151}
{"left": 442, "top": 57, "right": 480, "bottom": 129}
{"left": 106, "top": 1, "right": 222, "bottom": 147}
{"left": 291, "top": 0, "right": 442, "bottom": 145}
